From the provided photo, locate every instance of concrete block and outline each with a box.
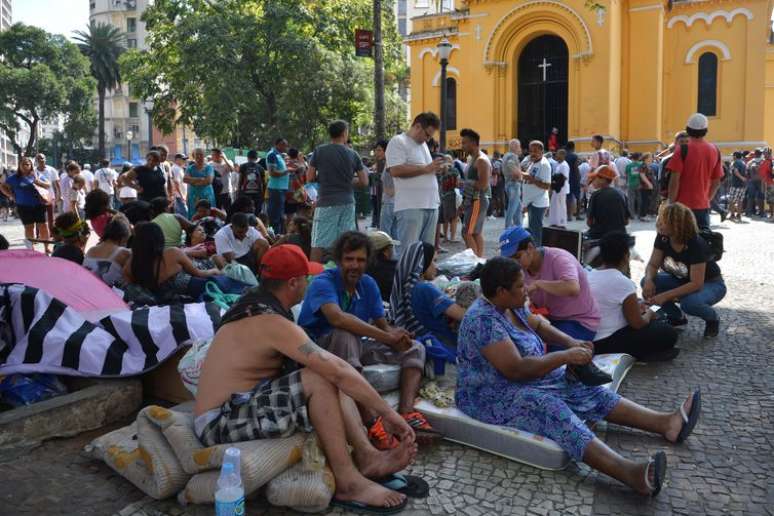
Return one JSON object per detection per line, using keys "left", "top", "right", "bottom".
{"left": 0, "top": 378, "right": 142, "bottom": 450}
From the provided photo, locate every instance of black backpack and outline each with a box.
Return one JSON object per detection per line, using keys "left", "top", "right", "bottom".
{"left": 700, "top": 228, "right": 724, "bottom": 262}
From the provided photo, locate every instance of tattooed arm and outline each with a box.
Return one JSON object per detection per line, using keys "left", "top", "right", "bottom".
{"left": 265, "top": 316, "right": 396, "bottom": 419}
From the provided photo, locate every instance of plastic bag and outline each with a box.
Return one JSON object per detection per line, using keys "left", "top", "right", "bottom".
{"left": 0, "top": 374, "right": 67, "bottom": 407}
{"left": 222, "top": 263, "right": 258, "bottom": 287}
{"left": 436, "top": 248, "right": 486, "bottom": 278}
{"left": 177, "top": 338, "right": 213, "bottom": 395}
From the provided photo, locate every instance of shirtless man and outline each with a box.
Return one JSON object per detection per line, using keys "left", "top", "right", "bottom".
{"left": 194, "top": 245, "right": 417, "bottom": 511}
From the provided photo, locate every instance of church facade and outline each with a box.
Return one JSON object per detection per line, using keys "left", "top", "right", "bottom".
{"left": 405, "top": 0, "right": 774, "bottom": 153}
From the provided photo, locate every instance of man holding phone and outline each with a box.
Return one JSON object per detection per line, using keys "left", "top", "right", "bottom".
{"left": 385, "top": 112, "right": 445, "bottom": 256}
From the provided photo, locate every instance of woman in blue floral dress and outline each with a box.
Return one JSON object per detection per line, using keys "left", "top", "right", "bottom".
{"left": 456, "top": 257, "right": 702, "bottom": 496}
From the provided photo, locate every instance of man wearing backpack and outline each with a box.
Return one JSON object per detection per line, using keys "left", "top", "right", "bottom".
{"left": 666, "top": 113, "right": 723, "bottom": 230}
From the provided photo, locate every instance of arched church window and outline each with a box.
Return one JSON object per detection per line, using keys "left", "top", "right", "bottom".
{"left": 446, "top": 78, "right": 457, "bottom": 130}
{"left": 697, "top": 52, "right": 718, "bottom": 117}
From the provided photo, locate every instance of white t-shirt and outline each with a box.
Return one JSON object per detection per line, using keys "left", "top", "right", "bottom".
{"left": 36, "top": 165, "right": 59, "bottom": 197}
{"left": 71, "top": 188, "right": 86, "bottom": 210}
{"left": 385, "top": 132, "right": 438, "bottom": 212}
{"left": 171, "top": 164, "right": 187, "bottom": 199}
{"left": 521, "top": 156, "right": 552, "bottom": 208}
{"left": 212, "top": 161, "right": 233, "bottom": 193}
{"left": 59, "top": 175, "right": 73, "bottom": 212}
{"left": 214, "top": 225, "right": 263, "bottom": 259}
{"left": 80, "top": 169, "right": 95, "bottom": 193}
{"left": 587, "top": 268, "right": 636, "bottom": 340}
{"left": 579, "top": 162, "right": 591, "bottom": 186}
{"left": 95, "top": 168, "right": 118, "bottom": 195}
{"left": 556, "top": 161, "right": 570, "bottom": 195}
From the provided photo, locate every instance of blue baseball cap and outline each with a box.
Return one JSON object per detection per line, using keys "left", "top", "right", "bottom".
{"left": 499, "top": 227, "right": 532, "bottom": 257}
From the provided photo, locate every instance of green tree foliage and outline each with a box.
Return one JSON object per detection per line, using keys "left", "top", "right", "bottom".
{"left": 121, "top": 0, "right": 407, "bottom": 149}
{"left": 0, "top": 23, "right": 96, "bottom": 158}
{"left": 73, "top": 22, "right": 126, "bottom": 159}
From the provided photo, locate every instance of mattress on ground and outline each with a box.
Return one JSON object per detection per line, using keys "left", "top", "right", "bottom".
{"left": 393, "top": 353, "right": 635, "bottom": 470}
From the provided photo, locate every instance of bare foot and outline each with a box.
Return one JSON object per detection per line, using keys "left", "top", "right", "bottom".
{"left": 664, "top": 393, "right": 693, "bottom": 443}
{"left": 631, "top": 460, "right": 656, "bottom": 495}
{"left": 335, "top": 474, "right": 406, "bottom": 508}
{"left": 355, "top": 438, "right": 418, "bottom": 479}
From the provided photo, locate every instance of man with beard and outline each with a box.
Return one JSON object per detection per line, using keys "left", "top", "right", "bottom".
{"left": 298, "top": 231, "right": 436, "bottom": 450}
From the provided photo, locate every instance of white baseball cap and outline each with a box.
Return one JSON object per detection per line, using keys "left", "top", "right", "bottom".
{"left": 686, "top": 113, "right": 709, "bottom": 131}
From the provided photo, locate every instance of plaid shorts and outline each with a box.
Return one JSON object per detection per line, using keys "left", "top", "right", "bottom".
{"left": 198, "top": 369, "right": 313, "bottom": 446}
{"left": 766, "top": 186, "right": 774, "bottom": 205}
{"left": 728, "top": 187, "right": 746, "bottom": 205}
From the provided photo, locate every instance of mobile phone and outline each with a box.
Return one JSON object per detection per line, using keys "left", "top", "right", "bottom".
{"left": 648, "top": 304, "right": 661, "bottom": 313}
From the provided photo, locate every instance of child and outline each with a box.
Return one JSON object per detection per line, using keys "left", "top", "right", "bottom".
{"left": 70, "top": 175, "right": 87, "bottom": 220}
{"left": 52, "top": 211, "right": 90, "bottom": 264}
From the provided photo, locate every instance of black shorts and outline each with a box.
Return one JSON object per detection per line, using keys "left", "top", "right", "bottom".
{"left": 16, "top": 204, "right": 46, "bottom": 225}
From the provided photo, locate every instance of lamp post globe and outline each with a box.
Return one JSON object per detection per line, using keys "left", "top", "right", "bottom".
{"left": 126, "top": 130, "right": 134, "bottom": 164}
{"left": 437, "top": 38, "right": 453, "bottom": 151}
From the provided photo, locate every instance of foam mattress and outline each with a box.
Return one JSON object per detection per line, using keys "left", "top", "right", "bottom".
{"left": 386, "top": 353, "right": 635, "bottom": 470}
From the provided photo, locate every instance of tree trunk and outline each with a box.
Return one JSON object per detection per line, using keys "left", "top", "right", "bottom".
{"left": 373, "top": 0, "right": 385, "bottom": 142}
{"left": 23, "top": 116, "right": 39, "bottom": 158}
{"left": 98, "top": 86, "right": 106, "bottom": 159}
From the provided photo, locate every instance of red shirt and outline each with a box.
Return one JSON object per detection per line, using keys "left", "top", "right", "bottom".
{"left": 667, "top": 139, "right": 722, "bottom": 210}
{"left": 759, "top": 159, "right": 773, "bottom": 185}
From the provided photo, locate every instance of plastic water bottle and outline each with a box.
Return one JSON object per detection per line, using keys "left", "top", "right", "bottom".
{"left": 215, "top": 448, "right": 244, "bottom": 516}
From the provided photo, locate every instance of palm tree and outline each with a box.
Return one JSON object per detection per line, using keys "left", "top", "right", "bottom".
{"left": 74, "top": 22, "right": 126, "bottom": 159}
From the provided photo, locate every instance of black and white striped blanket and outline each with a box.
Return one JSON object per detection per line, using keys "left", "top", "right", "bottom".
{"left": 0, "top": 283, "right": 222, "bottom": 378}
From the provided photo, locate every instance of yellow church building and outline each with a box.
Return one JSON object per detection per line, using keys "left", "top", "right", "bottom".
{"left": 405, "top": 0, "right": 774, "bottom": 154}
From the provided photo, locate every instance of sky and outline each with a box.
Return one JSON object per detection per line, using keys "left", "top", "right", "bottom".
{"left": 13, "top": 0, "right": 90, "bottom": 40}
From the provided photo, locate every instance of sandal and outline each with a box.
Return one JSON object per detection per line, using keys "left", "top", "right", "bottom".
{"left": 644, "top": 451, "right": 667, "bottom": 497}
{"left": 376, "top": 473, "right": 430, "bottom": 498}
{"left": 675, "top": 389, "right": 701, "bottom": 443}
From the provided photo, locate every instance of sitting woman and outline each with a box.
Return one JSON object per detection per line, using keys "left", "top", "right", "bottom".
{"left": 83, "top": 216, "right": 132, "bottom": 287}
{"left": 150, "top": 196, "right": 198, "bottom": 249}
{"left": 51, "top": 212, "right": 90, "bottom": 265}
{"left": 123, "top": 221, "right": 221, "bottom": 301}
{"left": 456, "top": 257, "right": 701, "bottom": 496}
{"left": 272, "top": 214, "right": 312, "bottom": 258}
{"left": 183, "top": 223, "right": 225, "bottom": 270}
{"left": 588, "top": 231, "right": 679, "bottom": 361}
{"left": 84, "top": 189, "right": 116, "bottom": 239}
{"left": 642, "top": 202, "right": 726, "bottom": 338}
{"left": 191, "top": 198, "right": 227, "bottom": 223}
{"left": 392, "top": 242, "right": 466, "bottom": 349}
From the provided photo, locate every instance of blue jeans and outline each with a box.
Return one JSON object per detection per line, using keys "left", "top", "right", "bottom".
{"left": 547, "top": 319, "right": 596, "bottom": 352}
{"left": 504, "top": 182, "right": 523, "bottom": 228}
{"left": 267, "top": 188, "right": 286, "bottom": 234}
{"left": 647, "top": 272, "right": 726, "bottom": 322}
{"left": 692, "top": 209, "right": 710, "bottom": 230}
{"left": 527, "top": 204, "right": 546, "bottom": 246}
{"left": 380, "top": 201, "right": 397, "bottom": 239}
{"left": 395, "top": 208, "right": 439, "bottom": 257}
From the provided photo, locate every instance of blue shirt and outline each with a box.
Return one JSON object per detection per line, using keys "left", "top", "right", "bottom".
{"left": 411, "top": 282, "right": 457, "bottom": 348}
{"left": 298, "top": 268, "right": 385, "bottom": 340}
{"left": 266, "top": 148, "right": 289, "bottom": 190}
{"left": 5, "top": 173, "right": 40, "bottom": 206}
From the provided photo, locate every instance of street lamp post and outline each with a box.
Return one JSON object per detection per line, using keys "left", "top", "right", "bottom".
{"left": 437, "top": 38, "right": 453, "bottom": 152}
{"left": 126, "top": 130, "right": 134, "bottom": 164}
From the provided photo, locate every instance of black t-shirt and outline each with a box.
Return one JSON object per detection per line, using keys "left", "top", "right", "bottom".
{"left": 135, "top": 166, "right": 167, "bottom": 202}
{"left": 731, "top": 159, "right": 747, "bottom": 188}
{"left": 366, "top": 256, "right": 398, "bottom": 302}
{"left": 654, "top": 234, "right": 721, "bottom": 281}
{"left": 566, "top": 152, "right": 580, "bottom": 191}
{"left": 586, "top": 186, "right": 629, "bottom": 239}
{"left": 239, "top": 161, "right": 265, "bottom": 196}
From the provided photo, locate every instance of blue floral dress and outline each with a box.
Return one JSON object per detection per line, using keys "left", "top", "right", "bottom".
{"left": 455, "top": 298, "right": 621, "bottom": 461}
{"left": 185, "top": 164, "right": 216, "bottom": 218}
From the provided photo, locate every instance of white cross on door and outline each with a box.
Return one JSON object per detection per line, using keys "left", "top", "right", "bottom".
{"left": 538, "top": 58, "right": 552, "bottom": 82}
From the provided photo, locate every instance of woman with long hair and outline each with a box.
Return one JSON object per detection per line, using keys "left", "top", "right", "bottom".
{"left": 0, "top": 156, "right": 51, "bottom": 251}
{"left": 273, "top": 215, "right": 312, "bottom": 258}
{"left": 123, "top": 222, "right": 219, "bottom": 298}
{"left": 642, "top": 202, "right": 726, "bottom": 338}
{"left": 83, "top": 215, "right": 132, "bottom": 287}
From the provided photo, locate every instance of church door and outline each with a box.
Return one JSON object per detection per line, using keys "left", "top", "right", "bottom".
{"left": 517, "top": 35, "right": 569, "bottom": 149}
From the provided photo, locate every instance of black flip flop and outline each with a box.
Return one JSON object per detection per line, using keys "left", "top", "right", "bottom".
{"left": 676, "top": 389, "right": 701, "bottom": 443}
{"left": 331, "top": 496, "right": 408, "bottom": 514}
{"left": 644, "top": 451, "right": 668, "bottom": 497}
{"left": 376, "top": 473, "right": 430, "bottom": 498}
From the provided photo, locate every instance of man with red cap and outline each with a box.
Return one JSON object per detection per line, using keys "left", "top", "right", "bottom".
{"left": 194, "top": 245, "right": 418, "bottom": 512}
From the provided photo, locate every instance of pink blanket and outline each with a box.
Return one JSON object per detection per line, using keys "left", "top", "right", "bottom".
{"left": 0, "top": 250, "right": 128, "bottom": 316}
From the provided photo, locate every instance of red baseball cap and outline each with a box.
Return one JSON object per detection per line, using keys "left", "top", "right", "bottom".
{"left": 260, "top": 245, "right": 324, "bottom": 280}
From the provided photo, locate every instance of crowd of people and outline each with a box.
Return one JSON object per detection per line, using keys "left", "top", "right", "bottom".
{"left": 0, "top": 111, "right": 746, "bottom": 511}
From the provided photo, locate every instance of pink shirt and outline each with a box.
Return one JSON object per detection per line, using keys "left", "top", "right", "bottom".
{"left": 524, "top": 247, "right": 600, "bottom": 332}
